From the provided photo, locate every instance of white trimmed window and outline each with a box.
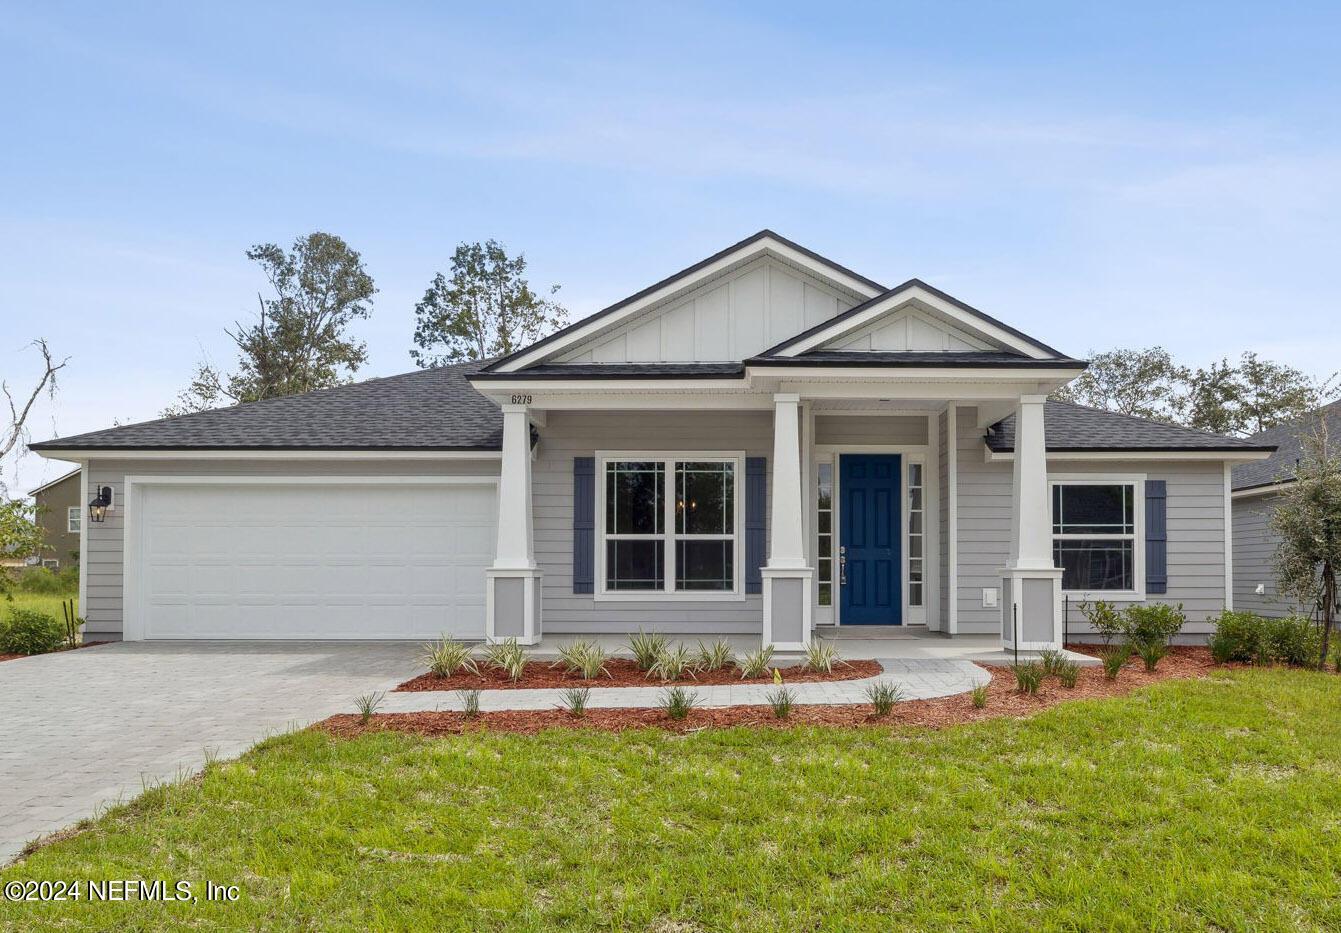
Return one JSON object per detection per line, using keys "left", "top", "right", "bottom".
{"left": 601, "top": 456, "right": 740, "bottom": 595}
{"left": 1050, "top": 480, "right": 1142, "bottom": 594}
{"left": 67, "top": 506, "right": 81, "bottom": 533}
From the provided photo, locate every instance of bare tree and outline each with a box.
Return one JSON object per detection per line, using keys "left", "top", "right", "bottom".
{"left": 2, "top": 339, "right": 69, "bottom": 490}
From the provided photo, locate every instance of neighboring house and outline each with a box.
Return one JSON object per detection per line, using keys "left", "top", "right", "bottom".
{"left": 27, "top": 468, "right": 82, "bottom": 568}
{"left": 1231, "top": 400, "right": 1341, "bottom": 618}
{"left": 30, "top": 231, "right": 1274, "bottom": 648}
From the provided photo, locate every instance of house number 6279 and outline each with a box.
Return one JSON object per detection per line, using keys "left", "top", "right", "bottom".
{"left": 510, "top": 394, "right": 533, "bottom": 405}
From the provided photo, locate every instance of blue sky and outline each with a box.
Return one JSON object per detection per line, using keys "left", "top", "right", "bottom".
{"left": 3, "top": 1, "right": 1340, "bottom": 492}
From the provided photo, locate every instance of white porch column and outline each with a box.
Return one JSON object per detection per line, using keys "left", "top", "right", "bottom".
{"left": 1001, "top": 394, "right": 1063, "bottom": 651}
{"left": 762, "top": 393, "right": 813, "bottom": 652}
{"left": 486, "top": 404, "right": 542, "bottom": 644}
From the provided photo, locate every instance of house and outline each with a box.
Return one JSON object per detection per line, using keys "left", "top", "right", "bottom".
{"left": 1231, "top": 400, "right": 1341, "bottom": 618}
{"left": 30, "top": 231, "right": 1275, "bottom": 649}
{"left": 27, "top": 468, "right": 82, "bottom": 569}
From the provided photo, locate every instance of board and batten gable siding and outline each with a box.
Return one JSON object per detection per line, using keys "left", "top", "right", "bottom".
{"left": 534, "top": 410, "right": 773, "bottom": 635}
{"left": 80, "top": 457, "right": 501, "bottom": 641}
{"left": 557, "top": 257, "right": 855, "bottom": 364}
{"left": 953, "top": 408, "right": 1233, "bottom": 640}
{"left": 813, "top": 415, "right": 928, "bottom": 447}
{"left": 1231, "top": 494, "right": 1300, "bottom": 618}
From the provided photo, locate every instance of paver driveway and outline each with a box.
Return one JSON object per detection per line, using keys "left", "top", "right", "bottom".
{"left": 0, "top": 641, "right": 421, "bottom": 865}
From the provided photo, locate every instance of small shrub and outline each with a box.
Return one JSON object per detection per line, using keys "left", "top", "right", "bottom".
{"left": 1056, "top": 660, "right": 1081, "bottom": 687}
{"left": 1208, "top": 610, "right": 1258, "bottom": 663}
{"left": 865, "top": 681, "right": 903, "bottom": 716}
{"left": 627, "top": 631, "right": 669, "bottom": 671}
{"left": 1136, "top": 639, "right": 1168, "bottom": 672}
{"left": 803, "top": 640, "right": 845, "bottom": 673}
{"left": 458, "top": 689, "right": 481, "bottom": 718}
{"left": 354, "top": 691, "right": 385, "bottom": 725}
{"left": 555, "top": 638, "right": 610, "bottom": 679}
{"left": 694, "top": 638, "right": 735, "bottom": 672}
{"left": 421, "top": 637, "right": 479, "bottom": 678}
{"left": 0, "top": 608, "right": 64, "bottom": 656}
{"left": 484, "top": 638, "right": 527, "bottom": 681}
{"left": 971, "top": 684, "right": 989, "bottom": 708}
{"left": 1100, "top": 643, "right": 1131, "bottom": 680}
{"left": 648, "top": 643, "right": 693, "bottom": 681}
{"left": 559, "top": 687, "right": 591, "bottom": 718}
{"left": 767, "top": 686, "right": 796, "bottom": 719}
{"left": 1010, "top": 662, "right": 1044, "bottom": 694}
{"left": 1122, "top": 602, "right": 1186, "bottom": 650}
{"left": 1269, "top": 615, "right": 1322, "bottom": 667}
{"left": 736, "top": 645, "right": 775, "bottom": 679}
{"left": 1038, "top": 649, "right": 1067, "bottom": 677}
{"left": 660, "top": 686, "right": 698, "bottom": 721}
{"left": 1080, "top": 599, "right": 1124, "bottom": 646}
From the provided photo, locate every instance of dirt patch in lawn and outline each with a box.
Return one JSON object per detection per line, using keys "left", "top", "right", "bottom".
{"left": 395, "top": 658, "right": 883, "bottom": 692}
{"left": 323, "top": 647, "right": 1261, "bottom": 738}
{"left": 0, "top": 641, "right": 107, "bottom": 664}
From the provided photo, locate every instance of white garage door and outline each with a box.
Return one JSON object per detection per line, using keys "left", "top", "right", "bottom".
{"left": 128, "top": 480, "right": 497, "bottom": 640}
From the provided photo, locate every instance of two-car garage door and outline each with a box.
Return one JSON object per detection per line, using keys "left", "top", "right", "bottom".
{"left": 127, "top": 480, "right": 497, "bottom": 640}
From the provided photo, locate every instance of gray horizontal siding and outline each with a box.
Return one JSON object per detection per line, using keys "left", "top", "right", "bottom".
{"left": 534, "top": 410, "right": 772, "bottom": 634}
{"left": 1232, "top": 494, "right": 1301, "bottom": 618}
{"left": 814, "top": 415, "right": 927, "bottom": 446}
{"left": 82, "top": 457, "right": 500, "bottom": 639}
{"left": 955, "top": 409, "right": 1233, "bottom": 641}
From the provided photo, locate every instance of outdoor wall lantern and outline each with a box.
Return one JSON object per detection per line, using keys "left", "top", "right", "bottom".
{"left": 88, "top": 486, "right": 113, "bottom": 523}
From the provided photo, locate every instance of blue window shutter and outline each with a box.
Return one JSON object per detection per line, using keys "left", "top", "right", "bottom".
{"left": 745, "top": 457, "right": 766, "bottom": 595}
{"left": 573, "top": 457, "right": 595, "bottom": 594}
{"left": 1145, "top": 479, "right": 1167, "bottom": 595}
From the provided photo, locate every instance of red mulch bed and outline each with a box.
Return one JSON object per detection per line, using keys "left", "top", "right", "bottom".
{"left": 395, "top": 658, "right": 883, "bottom": 692}
{"left": 0, "top": 641, "right": 108, "bottom": 664}
{"left": 322, "top": 647, "right": 1258, "bottom": 739}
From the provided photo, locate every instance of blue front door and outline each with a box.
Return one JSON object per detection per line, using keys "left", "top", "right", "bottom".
{"left": 839, "top": 454, "right": 902, "bottom": 624}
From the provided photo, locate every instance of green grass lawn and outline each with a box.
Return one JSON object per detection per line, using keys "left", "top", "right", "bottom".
{"left": 2, "top": 669, "right": 1339, "bottom": 932}
{"left": 3, "top": 593, "right": 77, "bottom": 622}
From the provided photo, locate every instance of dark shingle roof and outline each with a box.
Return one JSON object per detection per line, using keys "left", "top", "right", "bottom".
{"left": 1231, "top": 399, "right": 1341, "bottom": 491}
{"left": 30, "top": 360, "right": 503, "bottom": 451}
{"left": 987, "top": 401, "right": 1278, "bottom": 453}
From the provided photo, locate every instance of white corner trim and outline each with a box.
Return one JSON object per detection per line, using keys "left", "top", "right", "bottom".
{"left": 1223, "top": 462, "right": 1234, "bottom": 611}
{"left": 946, "top": 404, "right": 959, "bottom": 635}
{"left": 77, "top": 466, "right": 88, "bottom": 619}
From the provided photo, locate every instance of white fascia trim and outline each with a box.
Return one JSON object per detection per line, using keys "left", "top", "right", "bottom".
{"left": 493, "top": 237, "right": 883, "bottom": 373}
{"left": 773, "top": 285, "right": 1056, "bottom": 360}
{"left": 124, "top": 474, "right": 499, "bottom": 486}
{"left": 1231, "top": 481, "right": 1291, "bottom": 499}
{"left": 986, "top": 449, "right": 1275, "bottom": 463}
{"left": 36, "top": 449, "right": 502, "bottom": 461}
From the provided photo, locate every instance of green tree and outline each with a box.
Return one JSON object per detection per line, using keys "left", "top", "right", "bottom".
{"left": 1271, "top": 417, "right": 1341, "bottom": 668}
{"left": 1050, "top": 347, "right": 1188, "bottom": 422}
{"left": 1183, "top": 352, "right": 1332, "bottom": 437}
{"left": 0, "top": 499, "right": 42, "bottom": 599}
{"left": 411, "top": 240, "right": 567, "bottom": 366}
{"left": 164, "top": 233, "right": 376, "bottom": 415}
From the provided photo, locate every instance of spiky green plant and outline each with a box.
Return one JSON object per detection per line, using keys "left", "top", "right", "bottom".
{"left": 421, "top": 636, "right": 479, "bottom": 678}
{"left": 736, "top": 645, "right": 775, "bottom": 679}
{"left": 971, "top": 683, "right": 989, "bottom": 708}
{"left": 1136, "top": 639, "right": 1168, "bottom": 672}
{"left": 1056, "top": 660, "right": 1081, "bottom": 688}
{"left": 864, "top": 681, "right": 903, "bottom": 716}
{"left": 1100, "top": 643, "right": 1131, "bottom": 680}
{"left": 649, "top": 643, "right": 693, "bottom": 681}
{"left": 1011, "top": 662, "right": 1044, "bottom": 695}
{"left": 694, "top": 638, "right": 735, "bottom": 672}
{"left": 627, "top": 631, "right": 669, "bottom": 671}
{"left": 1038, "top": 649, "right": 1067, "bottom": 677}
{"left": 660, "top": 686, "right": 698, "bottom": 721}
{"left": 767, "top": 686, "right": 796, "bottom": 719}
{"left": 558, "top": 686, "right": 591, "bottom": 718}
{"left": 802, "top": 640, "right": 845, "bottom": 673}
{"left": 555, "top": 638, "right": 610, "bottom": 679}
{"left": 484, "top": 637, "right": 527, "bottom": 681}
{"left": 354, "top": 691, "right": 385, "bottom": 725}
{"left": 457, "top": 689, "right": 481, "bottom": 719}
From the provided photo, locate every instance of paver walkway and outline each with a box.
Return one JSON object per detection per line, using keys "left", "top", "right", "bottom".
{"left": 380, "top": 658, "right": 989, "bottom": 713}
{"left": 0, "top": 642, "right": 421, "bottom": 865}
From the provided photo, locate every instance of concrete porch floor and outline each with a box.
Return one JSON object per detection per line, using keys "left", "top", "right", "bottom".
{"left": 515, "top": 628, "right": 1099, "bottom": 666}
